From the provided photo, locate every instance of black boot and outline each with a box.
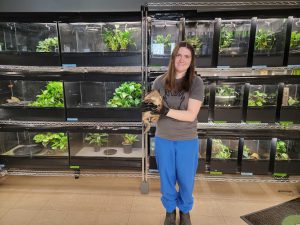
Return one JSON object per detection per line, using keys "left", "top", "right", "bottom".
{"left": 164, "top": 210, "right": 176, "bottom": 225}
{"left": 179, "top": 211, "right": 192, "bottom": 225}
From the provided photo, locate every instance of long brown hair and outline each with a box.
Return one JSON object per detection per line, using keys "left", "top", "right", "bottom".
{"left": 164, "top": 41, "right": 196, "bottom": 92}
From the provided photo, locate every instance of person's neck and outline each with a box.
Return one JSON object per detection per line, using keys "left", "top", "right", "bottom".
{"left": 176, "top": 71, "right": 186, "bottom": 79}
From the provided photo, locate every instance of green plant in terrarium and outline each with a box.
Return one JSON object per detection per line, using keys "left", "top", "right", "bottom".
{"left": 122, "top": 134, "right": 139, "bottom": 145}
{"left": 36, "top": 37, "right": 58, "bottom": 52}
{"left": 216, "top": 85, "right": 236, "bottom": 96}
{"left": 248, "top": 90, "right": 267, "bottom": 106}
{"left": 103, "top": 24, "right": 136, "bottom": 51}
{"left": 85, "top": 133, "right": 108, "bottom": 147}
{"left": 288, "top": 96, "right": 300, "bottom": 106}
{"left": 28, "top": 81, "right": 64, "bottom": 107}
{"left": 212, "top": 139, "right": 231, "bottom": 159}
{"left": 219, "top": 29, "right": 234, "bottom": 51}
{"left": 154, "top": 34, "right": 172, "bottom": 48}
{"left": 291, "top": 69, "right": 300, "bottom": 76}
{"left": 276, "top": 140, "right": 289, "bottom": 160}
{"left": 185, "top": 36, "right": 202, "bottom": 54}
{"left": 254, "top": 29, "right": 276, "bottom": 51}
{"left": 243, "top": 145, "right": 251, "bottom": 158}
{"left": 290, "top": 31, "right": 300, "bottom": 49}
{"left": 33, "top": 132, "right": 68, "bottom": 151}
{"left": 107, "top": 82, "right": 142, "bottom": 107}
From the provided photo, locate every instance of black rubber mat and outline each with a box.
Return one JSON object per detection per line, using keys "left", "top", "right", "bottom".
{"left": 241, "top": 197, "right": 300, "bottom": 225}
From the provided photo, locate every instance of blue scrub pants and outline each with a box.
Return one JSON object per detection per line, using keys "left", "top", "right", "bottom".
{"left": 155, "top": 136, "right": 199, "bottom": 213}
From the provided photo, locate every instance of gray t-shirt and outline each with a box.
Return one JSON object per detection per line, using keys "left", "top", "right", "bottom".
{"left": 152, "top": 74, "right": 204, "bottom": 140}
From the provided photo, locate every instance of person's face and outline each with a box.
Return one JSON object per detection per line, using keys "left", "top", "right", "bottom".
{"left": 174, "top": 47, "right": 192, "bottom": 74}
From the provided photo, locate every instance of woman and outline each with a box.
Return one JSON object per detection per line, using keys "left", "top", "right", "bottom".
{"left": 142, "top": 41, "right": 204, "bottom": 225}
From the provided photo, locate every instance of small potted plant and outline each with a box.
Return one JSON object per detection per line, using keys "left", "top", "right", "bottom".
{"left": 248, "top": 90, "right": 267, "bottom": 106}
{"left": 122, "top": 134, "right": 139, "bottom": 154}
{"left": 84, "top": 133, "right": 108, "bottom": 152}
{"left": 103, "top": 24, "right": 136, "bottom": 51}
{"left": 254, "top": 29, "right": 276, "bottom": 54}
{"left": 215, "top": 85, "right": 236, "bottom": 105}
{"left": 290, "top": 31, "right": 300, "bottom": 52}
{"left": 185, "top": 35, "right": 202, "bottom": 55}
{"left": 36, "top": 37, "right": 58, "bottom": 52}
{"left": 153, "top": 34, "right": 172, "bottom": 55}
{"left": 276, "top": 140, "right": 289, "bottom": 160}
{"left": 219, "top": 29, "right": 234, "bottom": 54}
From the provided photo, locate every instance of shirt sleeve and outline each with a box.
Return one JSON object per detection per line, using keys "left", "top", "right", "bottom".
{"left": 189, "top": 76, "right": 204, "bottom": 102}
{"left": 152, "top": 75, "right": 162, "bottom": 91}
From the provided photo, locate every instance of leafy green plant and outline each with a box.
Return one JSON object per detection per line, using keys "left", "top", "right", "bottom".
{"left": 33, "top": 132, "right": 68, "bottom": 151}
{"left": 248, "top": 90, "right": 267, "bottom": 106}
{"left": 103, "top": 24, "right": 136, "bottom": 51}
{"left": 154, "top": 34, "right": 171, "bottom": 48}
{"left": 255, "top": 29, "right": 276, "bottom": 51}
{"left": 107, "top": 82, "right": 142, "bottom": 107}
{"left": 216, "top": 85, "right": 236, "bottom": 96}
{"left": 36, "top": 37, "right": 58, "bottom": 52}
{"left": 291, "top": 69, "right": 300, "bottom": 75}
{"left": 276, "top": 140, "right": 288, "bottom": 160}
{"left": 122, "top": 134, "right": 139, "bottom": 145}
{"left": 28, "top": 81, "right": 64, "bottom": 107}
{"left": 290, "top": 31, "right": 300, "bottom": 49}
{"left": 288, "top": 96, "right": 300, "bottom": 106}
{"left": 212, "top": 139, "right": 231, "bottom": 159}
{"left": 84, "top": 133, "right": 108, "bottom": 147}
{"left": 243, "top": 145, "right": 251, "bottom": 158}
{"left": 185, "top": 36, "right": 202, "bottom": 54}
{"left": 219, "top": 29, "right": 234, "bottom": 50}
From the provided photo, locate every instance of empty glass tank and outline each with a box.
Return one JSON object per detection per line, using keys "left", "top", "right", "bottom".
{"left": 59, "top": 22, "right": 141, "bottom": 66}
{"left": 274, "top": 139, "right": 300, "bottom": 174}
{"left": 149, "top": 19, "right": 181, "bottom": 66}
{"left": 0, "top": 80, "right": 65, "bottom": 121}
{"left": 185, "top": 20, "right": 214, "bottom": 67}
{"left": 242, "top": 139, "right": 271, "bottom": 174}
{"left": 210, "top": 138, "right": 239, "bottom": 173}
{"left": 0, "top": 131, "right": 68, "bottom": 168}
{"left": 288, "top": 18, "right": 300, "bottom": 65}
{"left": 280, "top": 84, "right": 300, "bottom": 123}
{"left": 218, "top": 20, "right": 251, "bottom": 67}
{"left": 64, "top": 81, "right": 142, "bottom": 121}
{"left": 253, "top": 18, "right": 287, "bottom": 67}
{"left": 0, "top": 22, "right": 60, "bottom": 65}
{"left": 214, "top": 84, "right": 244, "bottom": 122}
{"left": 247, "top": 84, "right": 278, "bottom": 122}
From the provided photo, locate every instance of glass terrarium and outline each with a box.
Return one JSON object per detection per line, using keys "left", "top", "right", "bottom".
{"left": 185, "top": 20, "right": 214, "bottom": 67}
{"left": 198, "top": 138, "right": 207, "bottom": 172}
{"left": 69, "top": 132, "right": 142, "bottom": 158}
{"left": 64, "top": 81, "right": 142, "bottom": 121}
{"left": 0, "top": 22, "right": 60, "bottom": 66}
{"left": 218, "top": 20, "right": 251, "bottom": 67}
{"left": 149, "top": 19, "right": 181, "bottom": 66}
{"left": 280, "top": 84, "right": 300, "bottom": 123}
{"left": 59, "top": 22, "right": 141, "bottom": 66}
{"left": 198, "top": 84, "right": 210, "bottom": 122}
{"left": 214, "top": 84, "right": 244, "bottom": 122}
{"left": 247, "top": 84, "right": 278, "bottom": 123}
{"left": 242, "top": 139, "right": 271, "bottom": 175}
{"left": 274, "top": 139, "right": 300, "bottom": 174}
{"left": 288, "top": 18, "right": 300, "bottom": 65}
{"left": 0, "top": 131, "right": 68, "bottom": 169}
{"left": 0, "top": 80, "right": 65, "bottom": 121}
{"left": 253, "top": 18, "right": 287, "bottom": 67}
{"left": 210, "top": 138, "right": 239, "bottom": 174}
